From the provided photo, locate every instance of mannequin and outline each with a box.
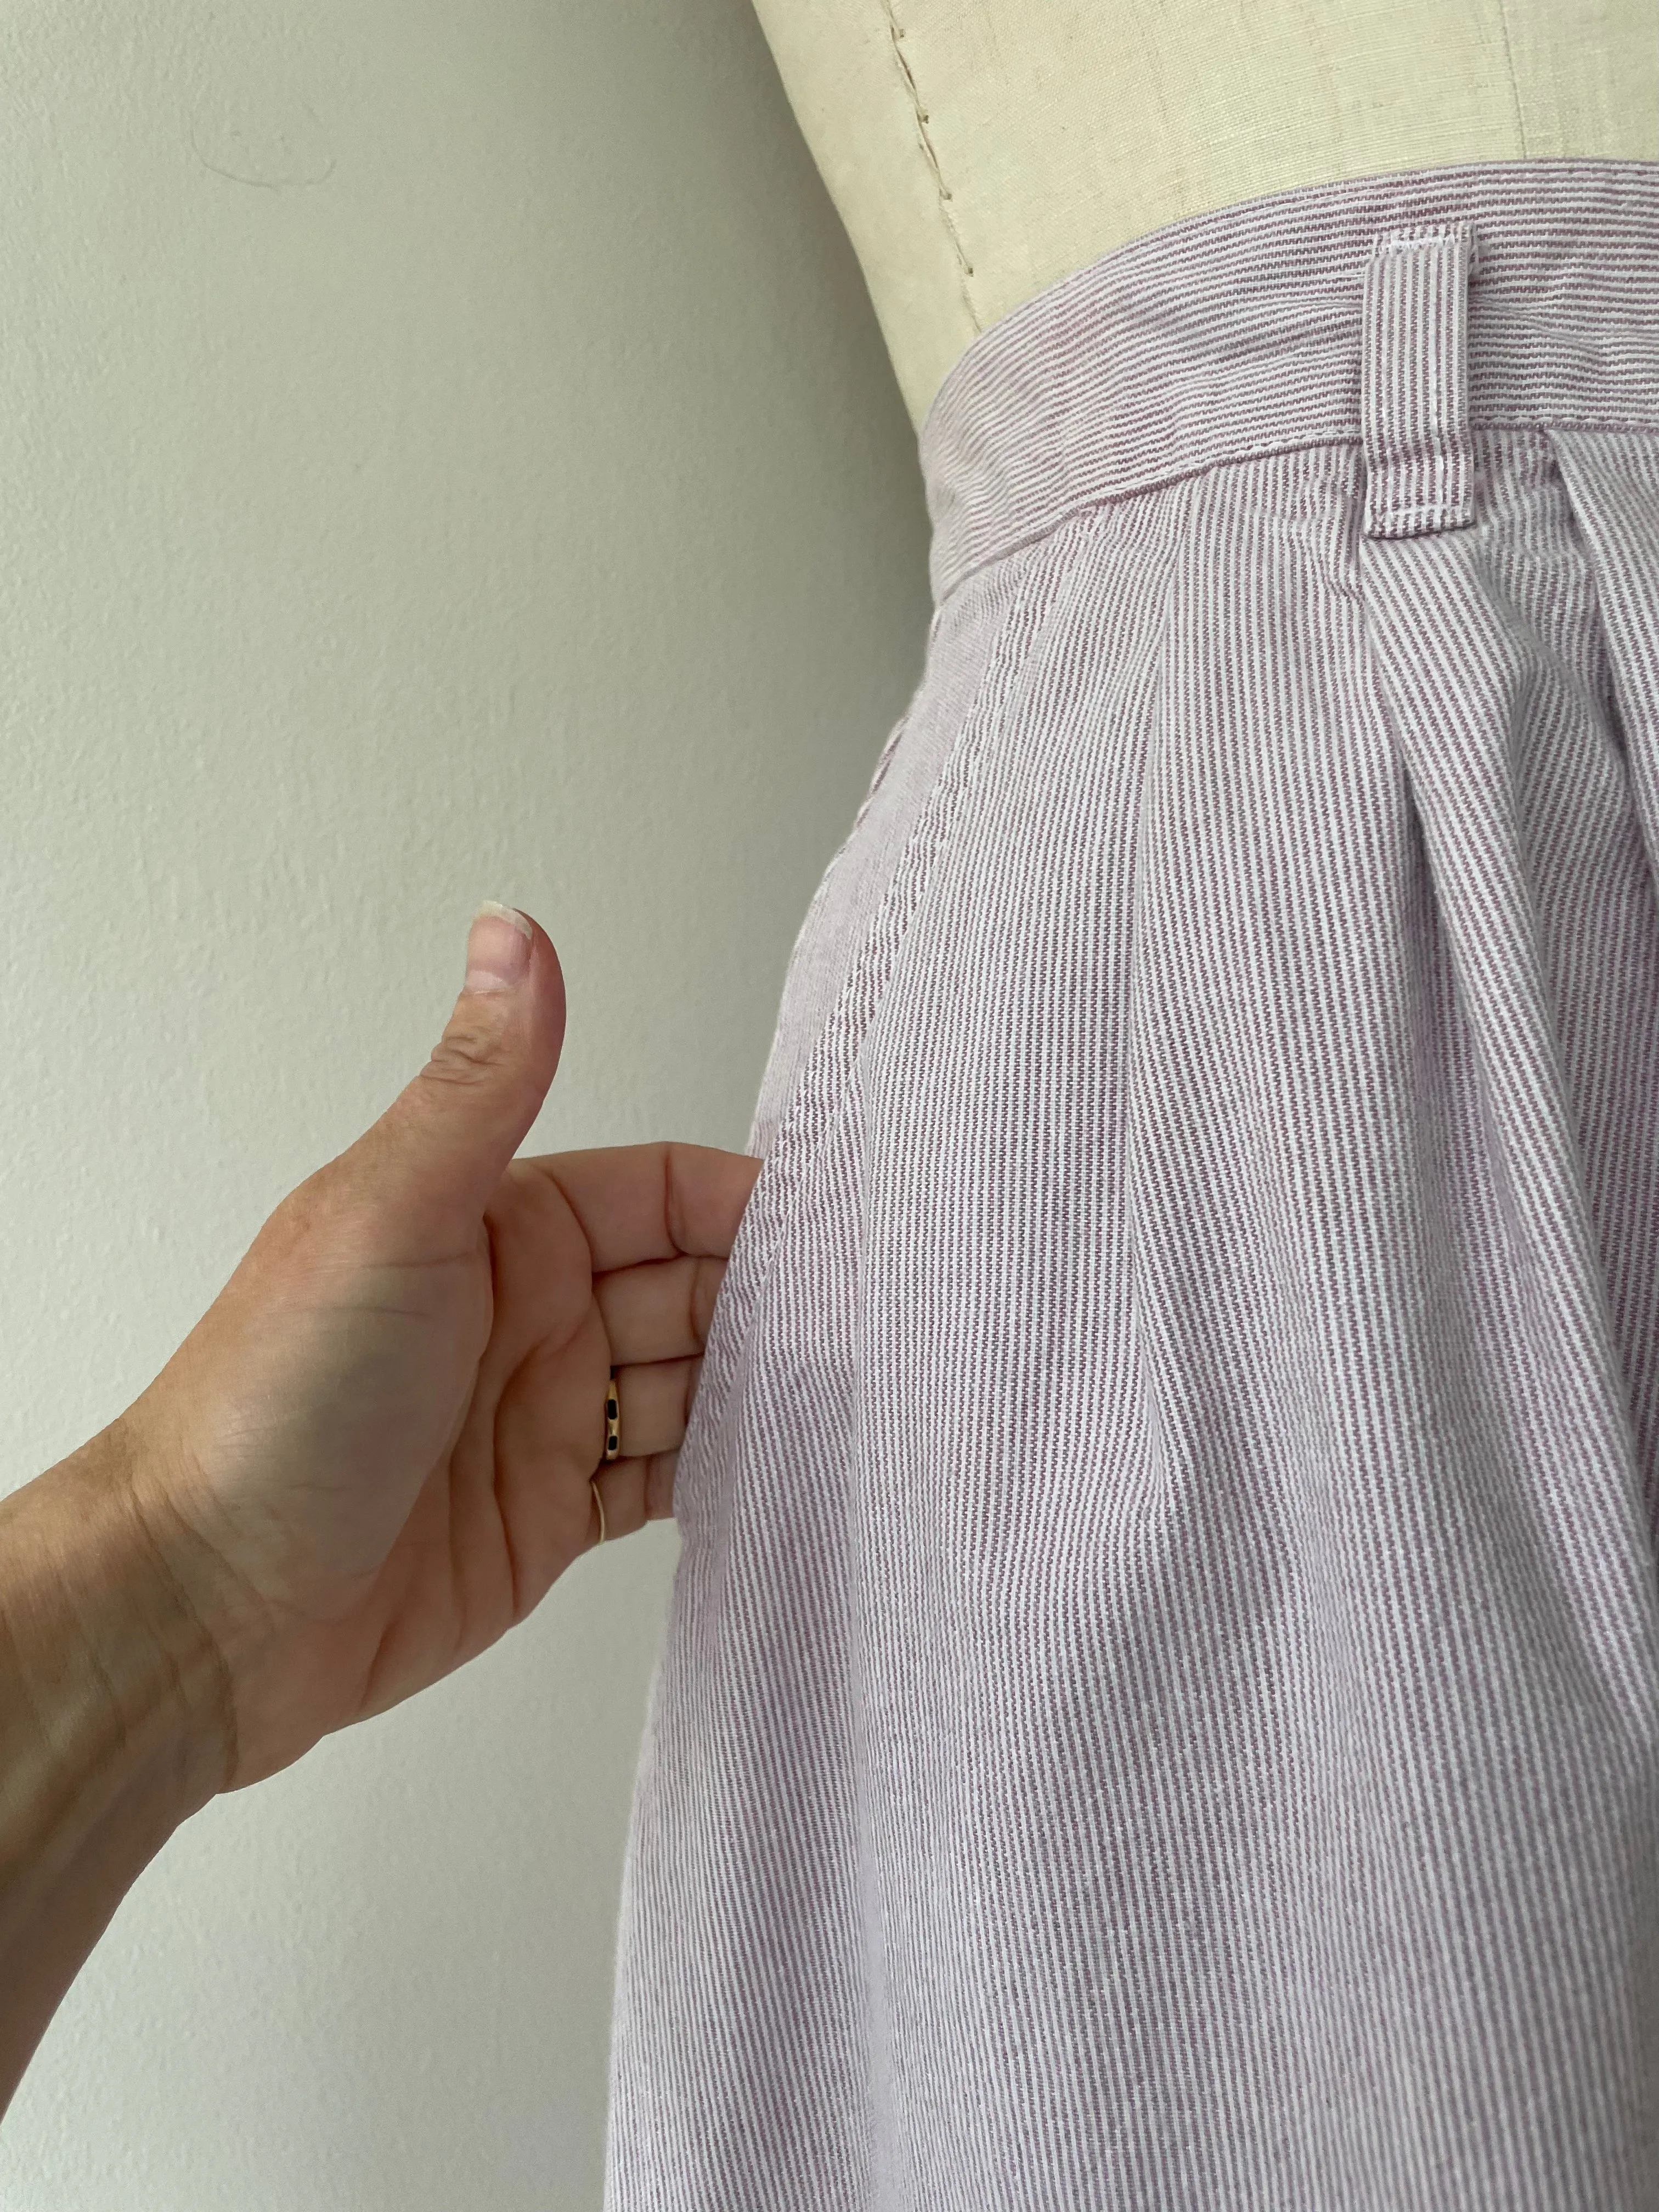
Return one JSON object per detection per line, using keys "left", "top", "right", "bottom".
{"left": 749, "top": 0, "right": 1659, "bottom": 427}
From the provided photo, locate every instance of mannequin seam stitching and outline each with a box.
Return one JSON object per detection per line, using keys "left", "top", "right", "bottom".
{"left": 1491, "top": 0, "right": 1530, "bottom": 155}
{"left": 877, "top": 0, "right": 981, "bottom": 336}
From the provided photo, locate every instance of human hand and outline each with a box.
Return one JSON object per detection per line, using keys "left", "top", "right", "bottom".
{"left": 63, "top": 904, "right": 758, "bottom": 1792}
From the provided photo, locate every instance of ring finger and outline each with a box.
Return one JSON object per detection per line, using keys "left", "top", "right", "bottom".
{"left": 611, "top": 1356, "right": 702, "bottom": 1464}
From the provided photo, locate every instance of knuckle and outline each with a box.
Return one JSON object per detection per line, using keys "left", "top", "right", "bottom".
{"left": 256, "top": 1163, "right": 343, "bottom": 1259}
{"left": 253, "top": 1186, "right": 355, "bottom": 1288}
{"left": 662, "top": 1142, "right": 693, "bottom": 1251}
{"left": 421, "top": 1020, "right": 502, "bottom": 1091}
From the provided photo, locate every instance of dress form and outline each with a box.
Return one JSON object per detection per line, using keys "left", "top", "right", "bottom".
{"left": 749, "top": 0, "right": 1659, "bottom": 428}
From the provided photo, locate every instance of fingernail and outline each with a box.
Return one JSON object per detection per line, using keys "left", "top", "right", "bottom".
{"left": 465, "top": 901, "right": 533, "bottom": 994}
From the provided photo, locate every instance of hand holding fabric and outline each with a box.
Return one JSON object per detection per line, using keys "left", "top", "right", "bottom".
{"left": 0, "top": 904, "right": 757, "bottom": 2107}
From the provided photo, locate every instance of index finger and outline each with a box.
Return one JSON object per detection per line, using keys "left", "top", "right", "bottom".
{"left": 520, "top": 1142, "right": 761, "bottom": 1274}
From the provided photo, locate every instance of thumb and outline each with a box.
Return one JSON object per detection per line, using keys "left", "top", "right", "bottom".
{"left": 364, "top": 902, "right": 567, "bottom": 1234}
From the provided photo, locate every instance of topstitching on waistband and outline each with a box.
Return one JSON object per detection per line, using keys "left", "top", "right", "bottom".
{"left": 917, "top": 159, "right": 1659, "bottom": 607}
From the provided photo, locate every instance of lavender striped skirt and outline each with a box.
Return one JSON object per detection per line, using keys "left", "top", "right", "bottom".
{"left": 607, "top": 160, "right": 1659, "bottom": 2209}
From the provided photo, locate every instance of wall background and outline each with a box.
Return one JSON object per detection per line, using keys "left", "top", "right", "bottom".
{"left": 0, "top": 2, "right": 930, "bottom": 2204}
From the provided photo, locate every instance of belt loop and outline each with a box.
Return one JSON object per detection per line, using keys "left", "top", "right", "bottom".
{"left": 1360, "top": 224, "right": 1477, "bottom": 539}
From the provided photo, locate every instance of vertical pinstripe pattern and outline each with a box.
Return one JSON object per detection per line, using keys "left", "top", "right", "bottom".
{"left": 606, "top": 160, "right": 1659, "bottom": 2210}
{"left": 1361, "top": 227, "right": 1475, "bottom": 538}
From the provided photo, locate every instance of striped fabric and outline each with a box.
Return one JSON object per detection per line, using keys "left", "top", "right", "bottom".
{"left": 605, "top": 160, "right": 1659, "bottom": 2209}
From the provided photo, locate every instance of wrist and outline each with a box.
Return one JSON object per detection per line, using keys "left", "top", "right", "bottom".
{"left": 1, "top": 1424, "right": 234, "bottom": 1835}
{"left": 0, "top": 1427, "right": 235, "bottom": 2116}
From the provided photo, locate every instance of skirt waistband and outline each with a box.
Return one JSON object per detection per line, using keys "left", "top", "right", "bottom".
{"left": 917, "top": 158, "right": 1659, "bottom": 606}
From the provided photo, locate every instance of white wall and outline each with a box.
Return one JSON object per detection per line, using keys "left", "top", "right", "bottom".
{"left": 0, "top": 3, "right": 930, "bottom": 2204}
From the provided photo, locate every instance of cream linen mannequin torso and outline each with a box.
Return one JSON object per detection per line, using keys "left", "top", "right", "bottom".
{"left": 750, "top": 0, "right": 1659, "bottom": 428}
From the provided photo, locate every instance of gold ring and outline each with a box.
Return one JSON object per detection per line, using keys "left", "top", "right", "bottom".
{"left": 590, "top": 1370, "right": 620, "bottom": 1549}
